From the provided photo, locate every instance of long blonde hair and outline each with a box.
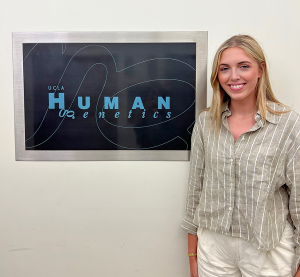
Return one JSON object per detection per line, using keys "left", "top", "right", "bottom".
{"left": 209, "top": 34, "right": 286, "bottom": 130}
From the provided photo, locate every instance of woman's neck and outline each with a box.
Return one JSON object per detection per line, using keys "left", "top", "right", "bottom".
{"left": 229, "top": 98, "right": 257, "bottom": 117}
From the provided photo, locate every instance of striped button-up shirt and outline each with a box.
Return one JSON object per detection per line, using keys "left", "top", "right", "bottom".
{"left": 181, "top": 102, "right": 300, "bottom": 275}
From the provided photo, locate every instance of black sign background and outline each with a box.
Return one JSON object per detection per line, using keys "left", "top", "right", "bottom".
{"left": 23, "top": 43, "right": 196, "bottom": 150}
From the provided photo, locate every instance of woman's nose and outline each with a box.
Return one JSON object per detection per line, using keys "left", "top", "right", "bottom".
{"left": 230, "top": 69, "right": 240, "bottom": 81}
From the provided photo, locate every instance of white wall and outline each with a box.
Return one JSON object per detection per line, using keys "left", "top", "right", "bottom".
{"left": 1, "top": 0, "right": 300, "bottom": 276}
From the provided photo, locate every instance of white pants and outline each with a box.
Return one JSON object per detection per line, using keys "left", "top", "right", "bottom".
{"left": 197, "top": 222, "right": 295, "bottom": 277}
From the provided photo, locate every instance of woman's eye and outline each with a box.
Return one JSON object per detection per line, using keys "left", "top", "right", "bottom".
{"left": 241, "top": 65, "right": 249, "bottom": 69}
{"left": 220, "top": 67, "right": 228, "bottom": 71}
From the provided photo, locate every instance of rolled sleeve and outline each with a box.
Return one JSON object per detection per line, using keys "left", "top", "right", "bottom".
{"left": 181, "top": 114, "right": 205, "bottom": 235}
{"left": 285, "top": 144, "right": 300, "bottom": 276}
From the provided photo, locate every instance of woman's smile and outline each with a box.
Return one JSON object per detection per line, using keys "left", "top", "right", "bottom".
{"left": 228, "top": 83, "right": 246, "bottom": 91}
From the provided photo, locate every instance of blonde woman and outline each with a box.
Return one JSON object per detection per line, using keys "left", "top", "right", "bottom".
{"left": 182, "top": 35, "right": 300, "bottom": 277}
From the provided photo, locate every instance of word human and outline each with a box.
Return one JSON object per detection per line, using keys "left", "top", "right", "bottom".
{"left": 48, "top": 93, "right": 171, "bottom": 119}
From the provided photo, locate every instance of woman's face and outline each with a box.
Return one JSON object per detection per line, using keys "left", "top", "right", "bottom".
{"left": 218, "top": 47, "right": 262, "bottom": 103}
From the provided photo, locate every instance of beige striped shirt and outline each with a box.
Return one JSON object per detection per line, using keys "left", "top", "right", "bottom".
{"left": 181, "top": 102, "right": 300, "bottom": 275}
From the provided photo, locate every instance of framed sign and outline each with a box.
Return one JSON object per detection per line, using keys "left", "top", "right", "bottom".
{"left": 13, "top": 31, "right": 207, "bottom": 160}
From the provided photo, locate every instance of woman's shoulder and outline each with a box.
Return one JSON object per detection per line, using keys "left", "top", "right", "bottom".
{"left": 196, "top": 108, "right": 211, "bottom": 124}
{"left": 198, "top": 108, "right": 211, "bottom": 117}
{"left": 267, "top": 101, "right": 300, "bottom": 124}
{"left": 267, "top": 101, "right": 296, "bottom": 112}
{"left": 267, "top": 101, "right": 289, "bottom": 110}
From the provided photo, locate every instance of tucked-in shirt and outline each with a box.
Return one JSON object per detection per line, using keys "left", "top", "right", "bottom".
{"left": 181, "top": 102, "right": 300, "bottom": 276}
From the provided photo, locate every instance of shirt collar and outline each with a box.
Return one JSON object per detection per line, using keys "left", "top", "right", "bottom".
{"left": 221, "top": 101, "right": 280, "bottom": 125}
{"left": 221, "top": 101, "right": 231, "bottom": 118}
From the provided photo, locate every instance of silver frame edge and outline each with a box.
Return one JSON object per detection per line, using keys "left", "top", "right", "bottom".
{"left": 12, "top": 31, "right": 207, "bottom": 161}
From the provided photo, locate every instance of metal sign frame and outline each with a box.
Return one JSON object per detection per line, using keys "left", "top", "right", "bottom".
{"left": 12, "top": 31, "right": 207, "bottom": 161}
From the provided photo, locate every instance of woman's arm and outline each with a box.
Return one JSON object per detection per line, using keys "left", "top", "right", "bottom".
{"left": 188, "top": 233, "right": 198, "bottom": 277}
{"left": 181, "top": 114, "right": 205, "bottom": 276}
{"left": 285, "top": 141, "right": 300, "bottom": 277}
{"left": 181, "top": 114, "right": 205, "bottom": 234}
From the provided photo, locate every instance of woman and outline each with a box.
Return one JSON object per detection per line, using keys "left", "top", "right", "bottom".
{"left": 181, "top": 35, "right": 300, "bottom": 277}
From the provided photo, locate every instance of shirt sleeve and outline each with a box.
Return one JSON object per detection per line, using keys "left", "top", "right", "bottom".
{"left": 181, "top": 114, "right": 205, "bottom": 235}
{"left": 285, "top": 140, "right": 300, "bottom": 277}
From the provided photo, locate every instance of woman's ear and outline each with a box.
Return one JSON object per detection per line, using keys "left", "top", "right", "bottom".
{"left": 259, "top": 62, "right": 266, "bottom": 78}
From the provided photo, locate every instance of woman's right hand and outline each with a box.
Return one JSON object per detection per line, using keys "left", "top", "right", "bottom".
{"left": 189, "top": 256, "right": 198, "bottom": 277}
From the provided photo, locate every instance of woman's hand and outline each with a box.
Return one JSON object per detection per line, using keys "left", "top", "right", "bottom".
{"left": 189, "top": 256, "right": 198, "bottom": 277}
{"left": 295, "top": 266, "right": 300, "bottom": 277}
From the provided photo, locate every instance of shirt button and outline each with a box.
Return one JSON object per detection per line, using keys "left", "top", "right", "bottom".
{"left": 231, "top": 158, "right": 234, "bottom": 162}
{"left": 230, "top": 183, "right": 234, "bottom": 187}
{"left": 229, "top": 207, "right": 232, "bottom": 211}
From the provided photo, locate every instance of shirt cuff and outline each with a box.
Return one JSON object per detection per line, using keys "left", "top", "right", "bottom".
{"left": 181, "top": 218, "right": 198, "bottom": 236}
